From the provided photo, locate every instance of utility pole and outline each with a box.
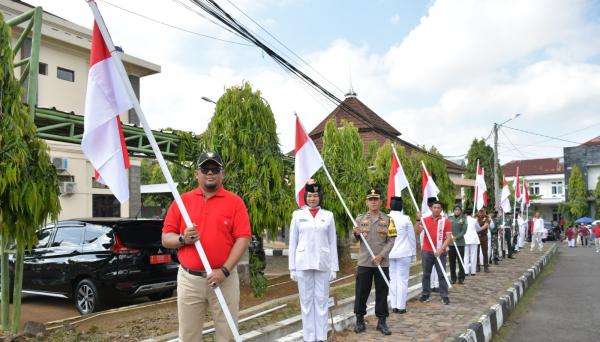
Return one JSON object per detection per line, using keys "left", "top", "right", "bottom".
{"left": 493, "top": 123, "right": 500, "bottom": 210}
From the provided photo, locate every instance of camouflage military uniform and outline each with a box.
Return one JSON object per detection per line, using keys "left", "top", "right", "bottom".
{"left": 490, "top": 217, "right": 501, "bottom": 264}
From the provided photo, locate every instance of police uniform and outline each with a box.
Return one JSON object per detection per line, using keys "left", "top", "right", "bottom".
{"left": 288, "top": 181, "right": 338, "bottom": 342}
{"left": 353, "top": 189, "right": 394, "bottom": 335}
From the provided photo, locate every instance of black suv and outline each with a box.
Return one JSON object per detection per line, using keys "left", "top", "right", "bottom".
{"left": 18, "top": 218, "right": 178, "bottom": 314}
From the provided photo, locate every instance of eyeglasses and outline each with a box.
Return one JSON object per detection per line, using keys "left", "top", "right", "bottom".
{"left": 199, "top": 166, "right": 222, "bottom": 175}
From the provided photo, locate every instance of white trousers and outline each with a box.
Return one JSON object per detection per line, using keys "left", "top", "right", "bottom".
{"left": 297, "top": 270, "right": 330, "bottom": 341}
{"left": 389, "top": 257, "right": 411, "bottom": 309}
{"left": 464, "top": 244, "right": 479, "bottom": 275}
{"left": 531, "top": 232, "right": 543, "bottom": 251}
{"left": 568, "top": 238, "right": 576, "bottom": 247}
{"left": 518, "top": 226, "right": 526, "bottom": 248}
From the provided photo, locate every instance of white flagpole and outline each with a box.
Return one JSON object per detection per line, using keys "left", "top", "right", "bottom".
{"left": 320, "top": 165, "right": 392, "bottom": 290}
{"left": 391, "top": 145, "right": 452, "bottom": 288}
{"left": 85, "top": 2, "right": 241, "bottom": 340}
{"left": 512, "top": 168, "right": 519, "bottom": 240}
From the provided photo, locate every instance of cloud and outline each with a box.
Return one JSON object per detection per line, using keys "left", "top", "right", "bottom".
{"left": 390, "top": 14, "right": 401, "bottom": 25}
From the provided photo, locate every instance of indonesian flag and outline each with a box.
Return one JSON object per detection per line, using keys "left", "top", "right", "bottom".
{"left": 513, "top": 166, "right": 521, "bottom": 201}
{"left": 521, "top": 179, "right": 531, "bottom": 211}
{"left": 500, "top": 176, "right": 511, "bottom": 213}
{"left": 386, "top": 149, "right": 409, "bottom": 209}
{"left": 82, "top": 22, "right": 133, "bottom": 203}
{"left": 294, "top": 115, "right": 323, "bottom": 207}
{"left": 421, "top": 162, "right": 440, "bottom": 215}
{"left": 475, "top": 161, "right": 488, "bottom": 210}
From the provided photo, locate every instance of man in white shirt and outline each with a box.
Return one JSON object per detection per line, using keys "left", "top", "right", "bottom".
{"left": 531, "top": 212, "right": 544, "bottom": 252}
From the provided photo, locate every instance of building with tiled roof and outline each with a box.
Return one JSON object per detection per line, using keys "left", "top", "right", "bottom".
{"left": 564, "top": 136, "right": 600, "bottom": 218}
{"left": 502, "top": 157, "right": 565, "bottom": 224}
{"left": 306, "top": 90, "right": 468, "bottom": 202}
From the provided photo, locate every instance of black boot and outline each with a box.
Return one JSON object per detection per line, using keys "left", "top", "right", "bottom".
{"left": 354, "top": 315, "right": 366, "bottom": 333}
{"left": 376, "top": 317, "right": 392, "bottom": 336}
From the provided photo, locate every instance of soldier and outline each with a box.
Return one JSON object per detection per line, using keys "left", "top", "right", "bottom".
{"left": 490, "top": 211, "right": 501, "bottom": 265}
{"left": 448, "top": 205, "right": 467, "bottom": 284}
{"left": 503, "top": 211, "right": 515, "bottom": 259}
{"left": 476, "top": 208, "right": 490, "bottom": 273}
{"left": 352, "top": 188, "right": 395, "bottom": 336}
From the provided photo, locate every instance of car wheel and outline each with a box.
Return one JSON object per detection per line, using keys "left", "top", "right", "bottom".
{"left": 75, "top": 279, "right": 100, "bottom": 315}
{"left": 148, "top": 289, "right": 174, "bottom": 301}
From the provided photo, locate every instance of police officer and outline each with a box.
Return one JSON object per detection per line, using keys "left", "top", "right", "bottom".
{"left": 353, "top": 189, "right": 394, "bottom": 336}
{"left": 503, "top": 211, "right": 515, "bottom": 259}
{"left": 448, "top": 205, "right": 467, "bottom": 284}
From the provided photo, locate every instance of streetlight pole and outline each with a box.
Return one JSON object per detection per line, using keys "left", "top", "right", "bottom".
{"left": 493, "top": 113, "right": 521, "bottom": 210}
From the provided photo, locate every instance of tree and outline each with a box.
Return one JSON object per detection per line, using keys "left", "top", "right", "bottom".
{"left": 594, "top": 176, "right": 600, "bottom": 219}
{"left": 465, "top": 139, "right": 499, "bottom": 210}
{"left": 316, "top": 120, "right": 368, "bottom": 271}
{"left": 202, "top": 82, "right": 293, "bottom": 297}
{"left": 567, "top": 165, "right": 588, "bottom": 219}
{"left": 0, "top": 14, "right": 61, "bottom": 333}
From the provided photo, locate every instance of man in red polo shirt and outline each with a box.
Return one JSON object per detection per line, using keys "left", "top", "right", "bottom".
{"left": 417, "top": 200, "right": 453, "bottom": 305}
{"left": 162, "top": 151, "right": 251, "bottom": 342}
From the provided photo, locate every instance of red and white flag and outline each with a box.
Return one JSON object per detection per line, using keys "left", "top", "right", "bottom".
{"left": 521, "top": 179, "right": 531, "bottom": 211}
{"left": 294, "top": 115, "right": 323, "bottom": 207}
{"left": 386, "top": 150, "right": 409, "bottom": 209}
{"left": 513, "top": 166, "right": 521, "bottom": 202}
{"left": 475, "top": 162, "right": 488, "bottom": 210}
{"left": 421, "top": 162, "right": 440, "bottom": 215}
{"left": 82, "top": 22, "right": 133, "bottom": 203}
{"left": 500, "top": 176, "right": 511, "bottom": 213}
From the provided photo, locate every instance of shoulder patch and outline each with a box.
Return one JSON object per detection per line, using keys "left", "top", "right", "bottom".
{"left": 387, "top": 218, "right": 397, "bottom": 237}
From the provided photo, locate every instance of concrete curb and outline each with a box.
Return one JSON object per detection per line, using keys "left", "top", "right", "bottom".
{"left": 453, "top": 243, "right": 558, "bottom": 342}
{"left": 265, "top": 249, "right": 288, "bottom": 256}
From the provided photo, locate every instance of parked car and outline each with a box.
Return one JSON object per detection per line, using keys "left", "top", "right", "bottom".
{"left": 15, "top": 218, "right": 178, "bottom": 314}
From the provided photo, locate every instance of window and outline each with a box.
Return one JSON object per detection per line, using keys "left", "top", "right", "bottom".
{"left": 51, "top": 227, "right": 83, "bottom": 247}
{"left": 57, "top": 67, "right": 74, "bottom": 82}
{"left": 39, "top": 62, "right": 47, "bottom": 75}
{"left": 84, "top": 224, "right": 111, "bottom": 244}
{"left": 529, "top": 182, "right": 540, "bottom": 195}
{"left": 93, "top": 194, "right": 121, "bottom": 217}
{"left": 551, "top": 181, "right": 563, "bottom": 195}
{"left": 35, "top": 228, "right": 54, "bottom": 248}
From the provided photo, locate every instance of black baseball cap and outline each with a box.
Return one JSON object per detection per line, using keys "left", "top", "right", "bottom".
{"left": 197, "top": 152, "right": 223, "bottom": 168}
{"left": 366, "top": 188, "right": 381, "bottom": 199}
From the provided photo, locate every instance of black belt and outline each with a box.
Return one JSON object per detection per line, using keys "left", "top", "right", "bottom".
{"left": 181, "top": 266, "right": 207, "bottom": 277}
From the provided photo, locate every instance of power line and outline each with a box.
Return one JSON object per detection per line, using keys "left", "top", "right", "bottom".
{"left": 98, "top": 0, "right": 254, "bottom": 46}
{"left": 499, "top": 128, "right": 528, "bottom": 159}
{"left": 502, "top": 125, "right": 583, "bottom": 145}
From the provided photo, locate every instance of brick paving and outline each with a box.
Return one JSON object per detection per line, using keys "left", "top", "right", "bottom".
{"left": 335, "top": 244, "right": 553, "bottom": 342}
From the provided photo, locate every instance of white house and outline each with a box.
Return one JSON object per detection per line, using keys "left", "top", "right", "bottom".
{"left": 503, "top": 158, "right": 565, "bottom": 224}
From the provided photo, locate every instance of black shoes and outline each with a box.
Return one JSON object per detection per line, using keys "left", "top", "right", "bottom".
{"left": 376, "top": 318, "right": 392, "bottom": 336}
{"left": 458, "top": 279, "right": 464, "bottom": 284}
{"left": 419, "top": 294, "right": 431, "bottom": 303}
{"left": 354, "top": 316, "right": 366, "bottom": 333}
{"left": 432, "top": 287, "right": 439, "bottom": 292}
{"left": 451, "top": 279, "right": 457, "bottom": 284}
{"left": 442, "top": 297, "right": 450, "bottom": 305}
{"left": 392, "top": 308, "right": 407, "bottom": 314}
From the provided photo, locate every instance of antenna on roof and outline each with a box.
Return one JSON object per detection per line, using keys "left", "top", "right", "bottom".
{"left": 345, "top": 64, "right": 357, "bottom": 98}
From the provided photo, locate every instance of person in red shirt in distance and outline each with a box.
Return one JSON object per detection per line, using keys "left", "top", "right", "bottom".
{"left": 417, "top": 200, "right": 454, "bottom": 305}
{"left": 162, "top": 151, "right": 251, "bottom": 342}
{"left": 593, "top": 224, "right": 600, "bottom": 253}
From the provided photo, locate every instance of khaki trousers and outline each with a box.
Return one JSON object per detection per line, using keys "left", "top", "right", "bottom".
{"left": 177, "top": 266, "right": 240, "bottom": 342}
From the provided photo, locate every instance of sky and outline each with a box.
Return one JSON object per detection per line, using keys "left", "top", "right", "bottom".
{"left": 24, "top": 0, "right": 600, "bottom": 165}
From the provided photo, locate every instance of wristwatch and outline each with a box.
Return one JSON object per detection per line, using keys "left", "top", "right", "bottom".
{"left": 178, "top": 234, "right": 185, "bottom": 246}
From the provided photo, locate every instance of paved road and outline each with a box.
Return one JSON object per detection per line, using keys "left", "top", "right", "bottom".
{"left": 506, "top": 244, "right": 600, "bottom": 342}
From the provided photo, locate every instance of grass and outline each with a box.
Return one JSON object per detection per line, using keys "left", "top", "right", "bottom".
{"left": 491, "top": 252, "right": 557, "bottom": 342}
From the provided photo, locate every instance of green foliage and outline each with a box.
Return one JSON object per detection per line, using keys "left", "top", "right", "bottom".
{"left": 0, "top": 13, "right": 60, "bottom": 332}
{"left": 417, "top": 147, "right": 456, "bottom": 212}
{"left": 595, "top": 176, "right": 600, "bottom": 219}
{"left": 315, "top": 120, "right": 368, "bottom": 238}
{"left": 202, "top": 82, "right": 294, "bottom": 239}
{"left": 465, "top": 139, "right": 500, "bottom": 210}
{"left": 248, "top": 253, "right": 267, "bottom": 298}
{"left": 567, "top": 165, "right": 588, "bottom": 218}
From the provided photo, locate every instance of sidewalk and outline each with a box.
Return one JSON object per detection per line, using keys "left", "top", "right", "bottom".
{"left": 334, "top": 243, "right": 555, "bottom": 341}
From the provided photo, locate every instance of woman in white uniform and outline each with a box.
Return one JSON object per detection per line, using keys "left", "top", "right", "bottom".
{"left": 463, "top": 209, "right": 481, "bottom": 276}
{"left": 288, "top": 180, "right": 338, "bottom": 342}
{"left": 387, "top": 197, "right": 417, "bottom": 314}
